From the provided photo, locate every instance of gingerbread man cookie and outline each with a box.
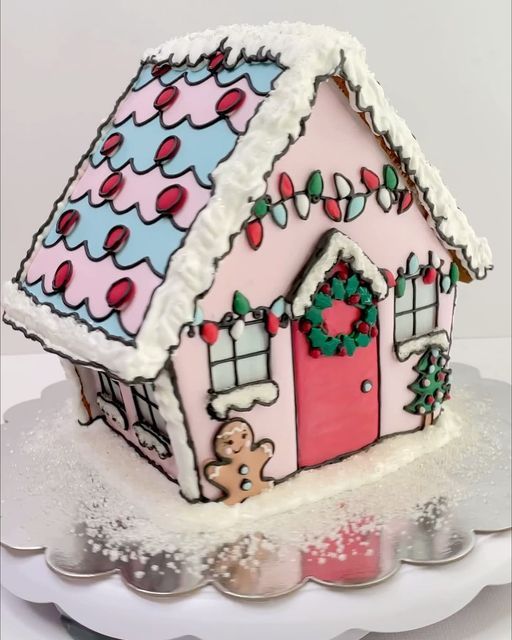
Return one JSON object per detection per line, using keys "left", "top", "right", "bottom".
{"left": 204, "top": 419, "right": 275, "bottom": 505}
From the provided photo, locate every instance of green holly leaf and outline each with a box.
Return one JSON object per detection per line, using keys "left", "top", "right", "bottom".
{"left": 232, "top": 290, "right": 251, "bottom": 315}
{"left": 306, "top": 170, "right": 323, "bottom": 198}
{"left": 305, "top": 306, "right": 324, "bottom": 325}
{"left": 358, "top": 287, "right": 372, "bottom": 306}
{"left": 331, "top": 277, "right": 345, "bottom": 300}
{"left": 396, "top": 275, "right": 406, "bottom": 298}
{"left": 251, "top": 197, "right": 269, "bottom": 218}
{"left": 345, "top": 275, "right": 359, "bottom": 296}
{"left": 342, "top": 335, "right": 356, "bottom": 356}
{"left": 383, "top": 164, "right": 399, "bottom": 190}
{"left": 313, "top": 292, "right": 332, "bottom": 309}
{"left": 365, "top": 306, "right": 377, "bottom": 324}
{"left": 309, "top": 327, "right": 327, "bottom": 348}
{"left": 323, "top": 337, "right": 341, "bottom": 356}
{"left": 355, "top": 333, "right": 371, "bottom": 347}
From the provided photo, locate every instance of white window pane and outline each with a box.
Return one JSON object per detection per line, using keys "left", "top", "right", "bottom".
{"left": 395, "top": 279, "right": 414, "bottom": 313}
{"left": 210, "top": 328, "right": 233, "bottom": 362}
{"left": 236, "top": 354, "right": 269, "bottom": 385}
{"left": 415, "top": 279, "right": 437, "bottom": 308}
{"left": 415, "top": 307, "right": 437, "bottom": 336}
{"left": 235, "top": 322, "right": 268, "bottom": 357}
{"left": 211, "top": 361, "right": 236, "bottom": 391}
{"left": 395, "top": 313, "right": 414, "bottom": 342}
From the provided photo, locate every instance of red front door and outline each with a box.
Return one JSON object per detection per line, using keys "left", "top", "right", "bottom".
{"left": 292, "top": 299, "right": 380, "bottom": 468}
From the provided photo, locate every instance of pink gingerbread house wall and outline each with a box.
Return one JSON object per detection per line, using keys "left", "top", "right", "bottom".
{"left": 173, "top": 78, "right": 456, "bottom": 500}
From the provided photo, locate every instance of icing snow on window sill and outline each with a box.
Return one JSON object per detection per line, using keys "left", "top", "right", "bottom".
{"left": 133, "top": 422, "right": 171, "bottom": 460}
{"left": 395, "top": 329, "right": 450, "bottom": 362}
{"left": 208, "top": 381, "right": 279, "bottom": 420}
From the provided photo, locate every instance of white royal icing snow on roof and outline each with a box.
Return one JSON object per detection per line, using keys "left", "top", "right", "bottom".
{"left": 3, "top": 22, "right": 492, "bottom": 380}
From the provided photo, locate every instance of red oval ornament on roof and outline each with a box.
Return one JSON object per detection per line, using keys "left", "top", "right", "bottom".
{"left": 155, "top": 185, "right": 187, "bottom": 215}
{"left": 100, "top": 132, "right": 123, "bottom": 157}
{"left": 99, "top": 172, "right": 124, "bottom": 199}
{"left": 56, "top": 209, "right": 80, "bottom": 236}
{"left": 103, "top": 225, "right": 130, "bottom": 253}
{"left": 154, "top": 136, "right": 181, "bottom": 164}
{"left": 208, "top": 51, "right": 225, "bottom": 71}
{"left": 106, "top": 277, "right": 135, "bottom": 310}
{"left": 153, "top": 85, "right": 179, "bottom": 111}
{"left": 215, "top": 89, "right": 246, "bottom": 115}
{"left": 52, "top": 260, "right": 73, "bottom": 291}
{"left": 151, "top": 62, "right": 171, "bottom": 78}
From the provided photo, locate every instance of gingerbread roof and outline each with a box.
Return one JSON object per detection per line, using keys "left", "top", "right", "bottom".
{"left": 3, "top": 23, "right": 492, "bottom": 381}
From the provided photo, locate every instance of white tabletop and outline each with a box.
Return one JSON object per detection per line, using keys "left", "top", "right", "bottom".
{"left": 1, "top": 338, "right": 510, "bottom": 640}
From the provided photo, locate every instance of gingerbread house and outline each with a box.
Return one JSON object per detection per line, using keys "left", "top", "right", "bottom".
{"left": 3, "top": 24, "right": 492, "bottom": 504}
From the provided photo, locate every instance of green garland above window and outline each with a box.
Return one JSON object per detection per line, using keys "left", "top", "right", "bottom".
{"left": 299, "top": 264, "right": 379, "bottom": 357}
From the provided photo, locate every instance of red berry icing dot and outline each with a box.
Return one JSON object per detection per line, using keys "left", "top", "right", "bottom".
{"left": 348, "top": 294, "right": 360, "bottom": 305}
{"left": 100, "top": 132, "right": 123, "bottom": 157}
{"left": 99, "top": 172, "right": 123, "bottom": 199}
{"left": 358, "top": 322, "right": 370, "bottom": 334}
{"left": 155, "top": 185, "right": 187, "bottom": 215}
{"left": 154, "top": 136, "right": 181, "bottom": 164}
{"left": 103, "top": 225, "right": 130, "bottom": 253}
{"left": 337, "top": 263, "right": 350, "bottom": 280}
{"left": 216, "top": 89, "right": 246, "bottom": 115}
{"left": 56, "top": 209, "right": 80, "bottom": 236}
{"left": 320, "top": 284, "right": 331, "bottom": 294}
{"left": 370, "top": 326, "right": 378, "bottom": 337}
{"left": 300, "top": 319, "right": 313, "bottom": 334}
{"left": 338, "top": 347, "right": 347, "bottom": 357}
{"left": 310, "top": 348, "right": 322, "bottom": 359}
{"left": 426, "top": 395, "right": 435, "bottom": 405}
{"left": 153, "top": 85, "right": 179, "bottom": 111}
{"left": 52, "top": 260, "right": 73, "bottom": 291}
{"left": 106, "top": 277, "right": 135, "bottom": 310}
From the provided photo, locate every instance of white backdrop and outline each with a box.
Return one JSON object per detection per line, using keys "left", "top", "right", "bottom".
{"left": 1, "top": 0, "right": 510, "bottom": 354}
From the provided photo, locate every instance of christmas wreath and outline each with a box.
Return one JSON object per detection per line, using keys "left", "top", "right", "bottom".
{"left": 299, "top": 263, "right": 379, "bottom": 357}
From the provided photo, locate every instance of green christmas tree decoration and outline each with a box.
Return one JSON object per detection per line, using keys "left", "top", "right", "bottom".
{"left": 232, "top": 290, "right": 251, "bottom": 316}
{"left": 383, "top": 164, "right": 399, "bottom": 190}
{"left": 306, "top": 170, "right": 324, "bottom": 198}
{"left": 251, "top": 197, "right": 269, "bottom": 218}
{"left": 405, "top": 347, "right": 451, "bottom": 425}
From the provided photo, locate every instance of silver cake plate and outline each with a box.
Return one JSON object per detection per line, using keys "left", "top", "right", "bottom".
{"left": 1, "top": 363, "right": 510, "bottom": 600}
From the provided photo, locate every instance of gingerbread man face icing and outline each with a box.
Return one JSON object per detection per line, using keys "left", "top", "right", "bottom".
{"left": 205, "top": 419, "right": 275, "bottom": 505}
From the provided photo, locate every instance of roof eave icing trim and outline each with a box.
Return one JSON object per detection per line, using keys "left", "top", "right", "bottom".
{"left": 2, "top": 23, "right": 492, "bottom": 380}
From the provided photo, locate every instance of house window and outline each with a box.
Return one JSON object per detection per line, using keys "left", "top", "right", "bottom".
{"left": 131, "top": 383, "right": 169, "bottom": 440}
{"left": 209, "top": 320, "right": 270, "bottom": 392}
{"left": 98, "top": 371, "right": 124, "bottom": 405}
{"left": 395, "top": 275, "right": 438, "bottom": 342}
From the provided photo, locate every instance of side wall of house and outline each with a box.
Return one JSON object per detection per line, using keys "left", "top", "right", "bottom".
{"left": 172, "top": 78, "right": 457, "bottom": 500}
{"left": 75, "top": 365, "right": 180, "bottom": 481}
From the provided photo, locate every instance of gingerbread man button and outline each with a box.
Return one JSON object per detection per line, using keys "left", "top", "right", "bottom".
{"left": 204, "top": 419, "right": 275, "bottom": 505}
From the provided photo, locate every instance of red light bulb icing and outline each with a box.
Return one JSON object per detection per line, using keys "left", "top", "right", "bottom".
{"left": 151, "top": 62, "right": 171, "bottom": 78}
